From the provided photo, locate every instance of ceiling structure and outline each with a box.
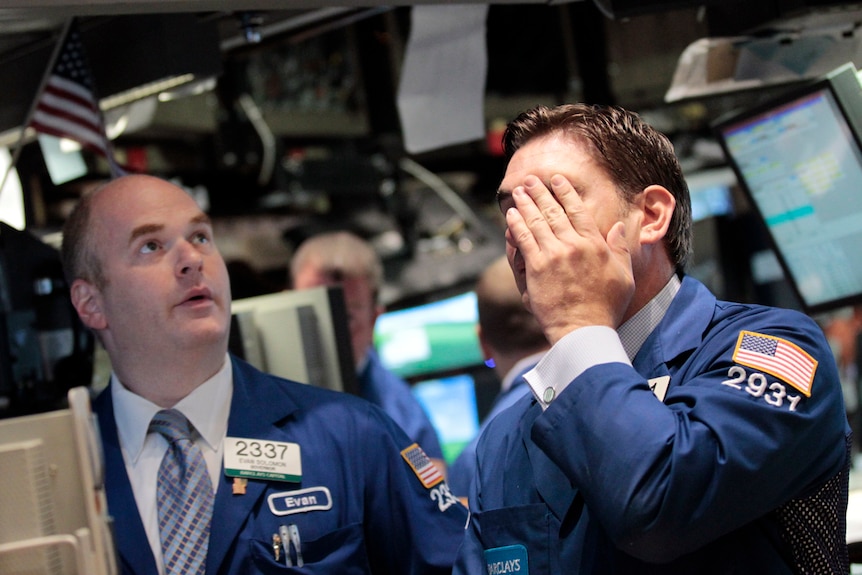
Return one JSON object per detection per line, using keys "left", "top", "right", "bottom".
{"left": 1, "top": 0, "right": 862, "bottom": 303}
{"left": 0, "top": 1, "right": 855, "bottom": 129}
{"left": 0, "top": 1, "right": 857, "bottom": 131}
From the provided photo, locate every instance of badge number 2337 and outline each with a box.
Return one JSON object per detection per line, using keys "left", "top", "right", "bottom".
{"left": 224, "top": 437, "right": 302, "bottom": 482}
{"left": 721, "top": 365, "right": 802, "bottom": 412}
{"left": 235, "top": 440, "right": 288, "bottom": 459}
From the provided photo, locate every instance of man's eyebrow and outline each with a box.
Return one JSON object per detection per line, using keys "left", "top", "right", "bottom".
{"left": 128, "top": 223, "right": 163, "bottom": 246}
{"left": 127, "top": 213, "right": 211, "bottom": 246}
{"left": 191, "top": 213, "right": 212, "bottom": 227}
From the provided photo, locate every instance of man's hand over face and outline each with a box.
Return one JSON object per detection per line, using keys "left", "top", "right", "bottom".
{"left": 505, "top": 174, "right": 635, "bottom": 344}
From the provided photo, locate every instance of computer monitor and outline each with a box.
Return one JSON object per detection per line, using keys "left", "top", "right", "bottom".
{"left": 373, "top": 290, "right": 485, "bottom": 380}
{"left": 374, "top": 289, "right": 490, "bottom": 463}
{"left": 229, "top": 286, "right": 357, "bottom": 395}
{"left": 686, "top": 167, "right": 736, "bottom": 223}
{"left": 714, "top": 63, "right": 862, "bottom": 315}
{"left": 0, "top": 387, "right": 117, "bottom": 575}
{"left": 411, "top": 373, "right": 481, "bottom": 465}
{"left": 38, "top": 135, "right": 88, "bottom": 186}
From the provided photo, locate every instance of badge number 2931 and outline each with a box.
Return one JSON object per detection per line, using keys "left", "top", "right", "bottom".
{"left": 224, "top": 437, "right": 302, "bottom": 482}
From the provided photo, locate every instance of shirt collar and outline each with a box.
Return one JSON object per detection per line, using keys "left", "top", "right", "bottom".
{"left": 618, "top": 274, "right": 681, "bottom": 361}
{"left": 112, "top": 354, "right": 233, "bottom": 464}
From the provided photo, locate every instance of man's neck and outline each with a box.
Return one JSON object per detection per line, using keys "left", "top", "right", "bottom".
{"left": 623, "top": 254, "right": 677, "bottom": 325}
{"left": 110, "top": 346, "right": 228, "bottom": 408}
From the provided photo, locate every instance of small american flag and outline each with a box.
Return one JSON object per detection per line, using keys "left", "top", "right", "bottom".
{"left": 29, "top": 21, "right": 125, "bottom": 177}
{"left": 400, "top": 443, "right": 444, "bottom": 488}
{"left": 733, "top": 331, "right": 818, "bottom": 396}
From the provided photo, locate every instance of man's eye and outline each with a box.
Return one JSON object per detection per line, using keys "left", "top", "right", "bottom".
{"left": 193, "top": 232, "right": 211, "bottom": 245}
{"left": 140, "top": 241, "right": 159, "bottom": 254}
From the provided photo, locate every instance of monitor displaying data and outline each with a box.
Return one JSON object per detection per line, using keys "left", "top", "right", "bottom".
{"left": 715, "top": 64, "right": 862, "bottom": 314}
{"left": 374, "top": 290, "right": 485, "bottom": 379}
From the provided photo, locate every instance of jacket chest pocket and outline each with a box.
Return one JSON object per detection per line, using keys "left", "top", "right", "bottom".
{"left": 475, "top": 503, "right": 558, "bottom": 574}
{"left": 249, "top": 523, "right": 367, "bottom": 574}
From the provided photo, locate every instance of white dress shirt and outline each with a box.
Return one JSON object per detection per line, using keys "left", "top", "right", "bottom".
{"left": 111, "top": 354, "right": 233, "bottom": 575}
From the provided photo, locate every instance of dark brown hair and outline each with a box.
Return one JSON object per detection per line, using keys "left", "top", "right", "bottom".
{"left": 503, "top": 103, "right": 693, "bottom": 271}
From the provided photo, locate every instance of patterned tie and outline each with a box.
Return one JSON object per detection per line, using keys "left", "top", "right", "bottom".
{"left": 149, "top": 409, "right": 214, "bottom": 575}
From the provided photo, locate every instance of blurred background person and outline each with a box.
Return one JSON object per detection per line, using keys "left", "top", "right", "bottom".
{"left": 447, "top": 254, "right": 550, "bottom": 499}
{"left": 290, "top": 230, "right": 446, "bottom": 470}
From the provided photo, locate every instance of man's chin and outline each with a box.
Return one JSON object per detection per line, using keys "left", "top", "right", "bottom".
{"left": 182, "top": 320, "right": 231, "bottom": 348}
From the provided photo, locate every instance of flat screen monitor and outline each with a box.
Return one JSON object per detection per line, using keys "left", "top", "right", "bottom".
{"left": 714, "top": 63, "right": 862, "bottom": 315}
{"left": 411, "top": 373, "right": 481, "bottom": 465}
{"left": 38, "top": 135, "right": 87, "bottom": 186}
{"left": 686, "top": 167, "right": 735, "bottom": 222}
{"left": 229, "top": 286, "right": 357, "bottom": 395}
{"left": 373, "top": 290, "right": 485, "bottom": 380}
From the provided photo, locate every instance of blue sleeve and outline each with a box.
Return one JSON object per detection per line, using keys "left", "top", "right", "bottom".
{"left": 531, "top": 311, "right": 850, "bottom": 562}
{"left": 360, "top": 404, "right": 467, "bottom": 574}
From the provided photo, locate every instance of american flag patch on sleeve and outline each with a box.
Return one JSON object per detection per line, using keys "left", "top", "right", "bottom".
{"left": 400, "top": 443, "right": 444, "bottom": 488}
{"left": 732, "top": 330, "right": 818, "bottom": 396}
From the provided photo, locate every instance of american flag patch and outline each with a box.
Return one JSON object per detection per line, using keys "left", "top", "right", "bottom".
{"left": 400, "top": 443, "right": 444, "bottom": 488}
{"left": 732, "top": 331, "right": 818, "bottom": 396}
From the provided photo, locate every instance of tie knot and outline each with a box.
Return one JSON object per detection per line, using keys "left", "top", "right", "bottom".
{"left": 149, "top": 409, "right": 195, "bottom": 444}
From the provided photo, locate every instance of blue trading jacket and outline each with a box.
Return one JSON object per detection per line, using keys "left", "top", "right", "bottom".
{"left": 448, "top": 370, "right": 532, "bottom": 498}
{"left": 455, "top": 275, "right": 850, "bottom": 574}
{"left": 96, "top": 356, "right": 467, "bottom": 575}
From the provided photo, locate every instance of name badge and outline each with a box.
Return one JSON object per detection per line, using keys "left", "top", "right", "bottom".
{"left": 484, "top": 544, "right": 528, "bottom": 575}
{"left": 224, "top": 437, "right": 302, "bottom": 482}
{"left": 268, "top": 486, "right": 333, "bottom": 516}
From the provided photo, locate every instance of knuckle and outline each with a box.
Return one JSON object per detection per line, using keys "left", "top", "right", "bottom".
{"left": 525, "top": 213, "right": 547, "bottom": 228}
{"left": 543, "top": 204, "right": 566, "bottom": 226}
{"left": 513, "top": 228, "right": 533, "bottom": 244}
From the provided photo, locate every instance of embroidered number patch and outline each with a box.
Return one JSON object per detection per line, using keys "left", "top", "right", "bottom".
{"left": 722, "top": 365, "right": 803, "bottom": 412}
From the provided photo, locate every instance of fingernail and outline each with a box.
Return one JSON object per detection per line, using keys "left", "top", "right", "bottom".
{"left": 550, "top": 174, "right": 566, "bottom": 187}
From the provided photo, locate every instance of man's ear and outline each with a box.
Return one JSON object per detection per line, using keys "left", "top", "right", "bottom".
{"left": 639, "top": 185, "right": 676, "bottom": 246}
{"left": 70, "top": 279, "right": 107, "bottom": 330}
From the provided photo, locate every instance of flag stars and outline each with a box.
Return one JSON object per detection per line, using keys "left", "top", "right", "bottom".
{"left": 54, "top": 33, "right": 92, "bottom": 88}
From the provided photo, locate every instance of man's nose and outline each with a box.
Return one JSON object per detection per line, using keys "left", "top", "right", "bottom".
{"left": 176, "top": 241, "right": 204, "bottom": 276}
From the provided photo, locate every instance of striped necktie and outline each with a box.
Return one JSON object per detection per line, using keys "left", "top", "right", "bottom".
{"left": 149, "top": 409, "right": 214, "bottom": 575}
